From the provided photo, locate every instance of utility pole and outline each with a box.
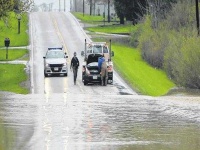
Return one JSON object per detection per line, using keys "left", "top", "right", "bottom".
{"left": 83, "top": 0, "right": 85, "bottom": 16}
{"left": 196, "top": 0, "right": 199, "bottom": 35}
{"left": 49, "top": 3, "right": 52, "bottom": 11}
{"left": 90, "top": 0, "right": 92, "bottom": 15}
{"left": 70, "top": 0, "right": 72, "bottom": 11}
{"left": 64, "top": 0, "right": 66, "bottom": 12}
{"left": 59, "top": 0, "right": 61, "bottom": 11}
{"left": 108, "top": 0, "right": 110, "bottom": 22}
{"left": 75, "top": 0, "right": 77, "bottom": 12}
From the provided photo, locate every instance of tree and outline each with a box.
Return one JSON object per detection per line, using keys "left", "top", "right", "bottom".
{"left": 147, "top": 0, "right": 177, "bottom": 28}
{"left": 0, "top": 0, "right": 14, "bottom": 18}
{"left": 114, "top": 0, "right": 125, "bottom": 24}
{"left": 14, "top": 0, "right": 34, "bottom": 13}
{"left": 114, "top": 0, "right": 147, "bottom": 24}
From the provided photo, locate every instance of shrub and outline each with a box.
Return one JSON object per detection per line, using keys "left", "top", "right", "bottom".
{"left": 138, "top": 16, "right": 170, "bottom": 68}
{"left": 164, "top": 30, "right": 200, "bottom": 88}
{"left": 166, "top": 0, "right": 196, "bottom": 31}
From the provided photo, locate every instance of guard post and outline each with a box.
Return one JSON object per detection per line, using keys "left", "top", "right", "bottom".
{"left": 4, "top": 38, "right": 10, "bottom": 59}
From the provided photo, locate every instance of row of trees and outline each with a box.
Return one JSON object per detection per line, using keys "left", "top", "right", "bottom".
{"left": 77, "top": 0, "right": 177, "bottom": 24}
{"left": 114, "top": 0, "right": 178, "bottom": 24}
{"left": 78, "top": 0, "right": 177, "bottom": 26}
{"left": 0, "top": 0, "right": 34, "bottom": 19}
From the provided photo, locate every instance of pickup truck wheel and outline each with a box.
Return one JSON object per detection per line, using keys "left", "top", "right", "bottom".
{"left": 108, "top": 79, "right": 113, "bottom": 84}
{"left": 84, "top": 80, "right": 88, "bottom": 86}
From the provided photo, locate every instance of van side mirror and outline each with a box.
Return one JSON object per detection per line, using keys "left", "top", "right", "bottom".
{"left": 64, "top": 52, "right": 68, "bottom": 58}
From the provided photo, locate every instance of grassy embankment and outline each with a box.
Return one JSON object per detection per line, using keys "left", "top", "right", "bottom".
{"left": 0, "top": 12, "right": 29, "bottom": 94}
{"left": 73, "top": 12, "right": 175, "bottom": 96}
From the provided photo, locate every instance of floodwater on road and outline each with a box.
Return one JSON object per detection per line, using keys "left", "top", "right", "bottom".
{"left": 0, "top": 92, "right": 200, "bottom": 150}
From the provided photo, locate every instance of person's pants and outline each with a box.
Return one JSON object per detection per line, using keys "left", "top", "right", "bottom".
{"left": 101, "top": 76, "right": 107, "bottom": 86}
{"left": 73, "top": 67, "right": 78, "bottom": 83}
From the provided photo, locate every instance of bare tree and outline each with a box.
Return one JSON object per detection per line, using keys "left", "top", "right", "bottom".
{"left": 14, "top": 0, "right": 34, "bottom": 13}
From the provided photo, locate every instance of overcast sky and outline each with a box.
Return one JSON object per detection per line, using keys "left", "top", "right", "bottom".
{"left": 33, "top": 0, "right": 70, "bottom": 11}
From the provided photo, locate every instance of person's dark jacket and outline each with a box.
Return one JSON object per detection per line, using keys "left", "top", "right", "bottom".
{"left": 70, "top": 56, "right": 79, "bottom": 69}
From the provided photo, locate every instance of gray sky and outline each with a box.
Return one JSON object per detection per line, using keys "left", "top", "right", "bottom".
{"left": 33, "top": 0, "right": 70, "bottom": 11}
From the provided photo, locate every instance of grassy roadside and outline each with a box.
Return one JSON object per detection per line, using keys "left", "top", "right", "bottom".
{"left": 73, "top": 12, "right": 135, "bottom": 34}
{"left": 0, "top": 12, "right": 29, "bottom": 94}
{"left": 73, "top": 12, "right": 175, "bottom": 96}
{"left": 0, "top": 13, "right": 29, "bottom": 47}
{"left": 0, "top": 49, "right": 28, "bottom": 61}
{"left": 72, "top": 12, "right": 104, "bottom": 23}
{"left": 111, "top": 44, "right": 175, "bottom": 96}
{"left": 87, "top": 25, "right": 137, "bottom": 34}
{"left": 0, "top": 64, "right": 29, "bottom": 94}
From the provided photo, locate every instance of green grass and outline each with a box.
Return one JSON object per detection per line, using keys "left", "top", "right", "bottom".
{"left": 72, "top": 12, "right": 104, "bottom": 23}
{"left": 112, "top": 43, "right": 175, "bottom": 96}
{"left": 0, "top": 49, "right": 28, "bottom": 61}
{"left": 87, "top": 24, "right": 138, "bottom": 34}
{"left": 0, "top": 12, "right": 29, "bottom": 47}
{"left": 0, "top": 64, "right": 29, "bottom": 94}
{"left": 73, "top": 12, "right": 138, "bottom": 34}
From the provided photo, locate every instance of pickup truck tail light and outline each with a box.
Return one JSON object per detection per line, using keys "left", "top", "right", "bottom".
{"left": 82, "top": 66, "right": 86, "bottom": 72}
{"left": 107, "top": 65, "right": 113, "bottom": 72}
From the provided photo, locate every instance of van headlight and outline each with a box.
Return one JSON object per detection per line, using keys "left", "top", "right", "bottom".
{"left": 62, "top": 63, "right": 67, "bottom": 67}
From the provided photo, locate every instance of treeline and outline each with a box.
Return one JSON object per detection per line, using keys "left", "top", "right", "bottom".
{"left": 0, "top": 0, "right": 33, "bottom": 19}
{"left": 134, "top": 0, "right": 200, "bottom": 89}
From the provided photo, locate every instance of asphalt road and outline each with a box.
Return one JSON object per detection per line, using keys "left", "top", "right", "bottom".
{"left": 0, "top": 12, "right": 199, "bottom": 150}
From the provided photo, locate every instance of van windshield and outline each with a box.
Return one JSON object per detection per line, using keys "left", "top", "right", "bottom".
{"left": 46, "top": 51, "right": 65, "bottom": 58}
{"left": 93, "top": 45, "right": 102, "bottom": 53}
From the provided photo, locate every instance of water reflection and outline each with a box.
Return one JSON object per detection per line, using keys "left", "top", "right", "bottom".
{"left": 117, "top": 125, "right": 200, "bottom": 150}
{"left": 0, "top": 119, "right": 15, "bottom": 150}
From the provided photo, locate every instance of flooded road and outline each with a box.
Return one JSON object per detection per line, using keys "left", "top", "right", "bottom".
{"left": 0, "top": 93, "right": 200, "bottom": 150}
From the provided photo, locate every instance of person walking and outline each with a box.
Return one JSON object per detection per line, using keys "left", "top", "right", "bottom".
{"left": 70, "top": 52, "right": 79, "bottom": 85}
{"left": 100, "top": 61, "right": 108, "bottom": 86}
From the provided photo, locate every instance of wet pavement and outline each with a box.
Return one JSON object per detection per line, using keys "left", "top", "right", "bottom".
{"left": 0, "top": 93, "right": 200, "bottom": 150}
